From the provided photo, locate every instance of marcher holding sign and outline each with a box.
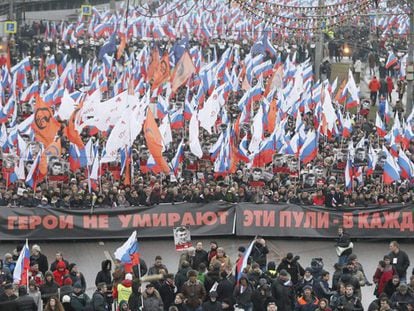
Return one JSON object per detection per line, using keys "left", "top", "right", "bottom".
{"left": 174, "top": 226, "right": 192, "bottom": 251}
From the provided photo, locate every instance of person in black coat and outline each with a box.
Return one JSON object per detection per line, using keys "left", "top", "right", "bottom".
{"left": 271, "top": 270, "right": 295, "bottom": 311}
{"left": 0, "top": 283, "right": 18, "bottom": 311}
{"left": 389, "top": 241, "right": 411, "bottom": 282}
{"left": 252, "top": 282, "right": 272, "bottom": 311}
{"left": 191, "top": 242, "right": 208, "bottom": 270}
{"left": 158, "top": 276, "right": 176, "bottom": 311}
{"left": 128, "top": 279, "right": 142, "bottom": 311}
{"left": 30, "top": 245, "right": 49, "bottom": 276}
{"left": 336, "top": 228, "right": 353, "bottom": 266}
{"left": 40, "top": 271, "right": 59, "bottom": 305}
{"left": 383, "top": 275, "right": 400, "bottom": 299}
{"left": 250, "top": 237, "right": 269, "bottom": 270}
{"left": 95, "top": 260, "right": 112, "bottom": 287}
{"left": 216, "top": 271, "right": 234, "bottom": 305}
{"left": 174, "top": 261, "right": 191, "bottom": 293}
{"left": 202, "top": 291, "right": 222, "bottom": 311}
{"left": 16, "top": 286, "right": 37, "bottom": 311}
{"left": 277, "top": 253, "right": 305, "bottom": 287}
{"left": 132, "top": 258, "right": 148, "bottom": 279}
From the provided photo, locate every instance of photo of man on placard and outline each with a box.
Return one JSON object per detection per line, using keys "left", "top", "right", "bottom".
{"left": 354, "top": 147, "right": 367, "bottom": 166}
{"left": 173, "top": 226, "right": 192, "bottom": 251}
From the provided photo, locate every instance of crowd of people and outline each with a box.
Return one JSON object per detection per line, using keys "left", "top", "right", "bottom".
{"left": 0, "top": 0, "right": 407, "bottom": 209}
{"left": 0, "top": 236, "right": 413, "bottom": 311}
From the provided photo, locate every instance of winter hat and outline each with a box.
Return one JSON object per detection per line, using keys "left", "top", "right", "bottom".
{"left": 74, "top": 282, "right": 82, "bottom": 289}
{"left": 267, "top": 261, "right": 276, "bottom": 270}
{"left": 125, "top": 273, "right": 133, "bottom": 281}
{"left": 238, "top": 246, "right": 246, "bottom": 253}
{"left": 64, "top": 278, "right": 73, "bottom": 286}
{"left": 119, "top": 300, "right": 128, "bottom": 310}
{"left": 57, "top": 261, "right": 66, "bottom": 269}
{"left": 279, "top": 269, "right": 289, "bottom": 277}
{"left": 32, "top": 244, "right": 41, "bottom": 253}
{"left": 303, "top": 285, "right": 313, "bottom": 291}
{"left": 305, "top": 267, "right": 312, "bottom": 273}
{"left": 62, "top": 295, "right": 71, "bottom": 303}
{"left": 45, "top": 271, "right": 53, "bottom": 278}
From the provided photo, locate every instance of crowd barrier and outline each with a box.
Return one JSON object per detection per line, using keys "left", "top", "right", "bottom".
{"left": 0, "top": 203, "right": 413, "bottom": 240}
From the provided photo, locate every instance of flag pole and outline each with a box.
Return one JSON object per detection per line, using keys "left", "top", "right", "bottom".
{"left": 26, "top": 239, "right": 29, "bottom": 286}
{"left": 135, "top": 230, "right": 144, "bottom": 309}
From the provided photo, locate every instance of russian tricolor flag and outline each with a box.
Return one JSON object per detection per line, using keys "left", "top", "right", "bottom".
{"left": 398, "top": 149, "right": 414, "bottom": 179}
{"left": 170, "top": 139, "right": 184, "bottom": 175}
{"left": 253, "top": 60, "right": 273, "bottom": 79}
{"left": 342, "top": 114, "right": 353, "bottom": 138}
{"left": 376, "top": 113, "right": 387, "bottom": 137}
{"left": 344, "top": 155, "right": 353, "bottom": 192}
{"left": 170, "top": 108, "right": 184, "bottom": 130}
{"left": 385, "top": 52, "right": 398, "bottom": 69}
{"left": 383, "top": 147, "right": 400, "bottom": 184}
{"left": 236, "top": 239, "right": 255, "bottom": 281}
{"left": 299, "top": 130, "right": 318, "bottom": 164}
{"left": 114, "top": 231, "right": 140, "bottom": 273}
{"left": 13, "top": 240, "right": 30, "bottom": 285}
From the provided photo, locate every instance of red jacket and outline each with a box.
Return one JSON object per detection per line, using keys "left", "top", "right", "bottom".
{"left": 386, "top": 77, "right": 394, "bottom": 93}
{"left": 53, "top": 261, "right": 69, "bottom": 286}
{"left": 369, "top": 79, "right": 381, "bottom": 92}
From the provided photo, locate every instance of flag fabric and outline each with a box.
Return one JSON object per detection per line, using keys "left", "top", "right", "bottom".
{"left": 114, "top": 231, "right": 140, "bottom": 273}
{"left": 25, "top": 152, "right": 41, "bottom": 189}
{"left": 385, "top": 51, "right": 398, "bottom": 69}
{"left": 299, "top": 130, "right": 318, "bottom": 164}
{"left": 344, "top": 154, "right": 353, "bottom": 192}
{"left": 235, "top": 238, "right": 255, "bottom": 281}
{"left": 171, "top": 52, "right": 195, "bottom": 93}
{"left": 147, "top": 47, "right": 160, "bottom": 84}
{"left": 13, "top": 240, "right": 30, "bottom": 285}
{"left": 189, "top": 112, "right": 203, "bottom": 158}
{"left": 152, "top": 53, "right": 171, "bottom": 90}
{"left": 376, "top": 113, "right": 387, "bottom": 137}
{"left": 32, "top": 97, "right": 61, "bottom": 147}
{"left": 144, "top": 109, "right": 170, "bottom": 173}
{"left": 383, "top": 147, "right": 400, "bottom": 184}
{"left": 398, "top": 149, "right": 414, "bottom": 179}
{"left": 98, "top": 33, "right": 117, "bottom": 60}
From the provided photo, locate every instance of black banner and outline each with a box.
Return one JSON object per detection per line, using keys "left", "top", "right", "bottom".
{"left": 0, "top": 203, "right": 235, "bottom": 240}
{"left": 236, "top": 203, "right": 414, "bottom": 238}
{"left": 0, "top": 203, "right": 413, "bottom": 240}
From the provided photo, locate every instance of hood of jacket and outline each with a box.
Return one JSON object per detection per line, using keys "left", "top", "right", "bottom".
{"left": 101, "top": 259, "right": 112, "bottom": 272}
{"left": 121, "top": 279, "right": 132, "bottom": 287}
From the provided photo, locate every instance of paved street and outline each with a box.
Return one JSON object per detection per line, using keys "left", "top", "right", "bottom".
{"left": 1, "top": 238, "right": 412, "bottom": 309}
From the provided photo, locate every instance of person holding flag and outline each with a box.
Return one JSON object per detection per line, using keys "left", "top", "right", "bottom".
{"left": 13, "top": 240, "right": 31, "bottom": 286}
{"left": 114, "top": 231, "right": 141, "bottom": 275}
